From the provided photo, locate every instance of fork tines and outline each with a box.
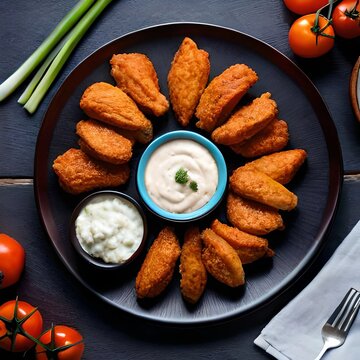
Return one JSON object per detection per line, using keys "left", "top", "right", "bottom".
{"left": 328, "top": 288, "right": 360, "bottom": 332}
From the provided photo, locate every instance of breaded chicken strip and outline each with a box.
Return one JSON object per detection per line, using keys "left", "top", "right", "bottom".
{"left": 52, "top": 148, "right": 130, "bottom": 194}
{"left": 230, "top": 119, "right": 289, "bottom": 158}
{"left": 168, "top": 37, "right": 210, "bottom": 126}
{"left": 201, "top": 228, "right": 245, "bottom": 287}
{"left": 79, "top": 82, "right": 153, "bottom": 141}
{"left": 76, "top": 119, "right": 133, "bottom": 164}
{"left": 211, "top": 92, "right": 278, "bottom": 145}
{"left": 195, "top": 64, "right": 258, "bottom": 132}
{"left": 243, "top": 149, "right": 307, "bottom": 185}
{"left": 230, "top": 167, "right": 298, "bottom": 211}
{"left": 227, "top": 191, "right": 284, "bottom": 235}
{"left": 179, "top": 227, "right": 207, "bottom": 304}
{"left": 110, "top": 53, "right": 169, "bottom": 117}
{"left": 211, "top": 219, "right": 274, "bottom": 264}
{"left": 136, "top": 227, "right": 181, "bottom": 299}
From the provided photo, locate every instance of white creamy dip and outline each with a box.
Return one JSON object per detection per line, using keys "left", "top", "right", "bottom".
{"left": 144, "top": 139, "right": 218, "bottom": 213}
{"left": 75, "top": 195, "right": 144, "bottom": 264}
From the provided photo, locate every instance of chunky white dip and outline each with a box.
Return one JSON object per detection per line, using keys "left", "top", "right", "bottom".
{"left": 75, "top": 195, "right": 144, "bottom": 264}
{"left": 144, "top": 139, "right": 218, "bottom": 213}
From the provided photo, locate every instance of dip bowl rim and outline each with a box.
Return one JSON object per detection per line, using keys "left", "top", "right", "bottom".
{"left": 69, "top": 190, "right": 148, "bottom": 270}
{"left": 136, "top": 130, "right": 227, "bottom": 222}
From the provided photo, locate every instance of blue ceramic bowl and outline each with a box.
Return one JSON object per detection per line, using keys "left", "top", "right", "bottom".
{"left": 137, "top": 130, "right": 227, "bottom": 222}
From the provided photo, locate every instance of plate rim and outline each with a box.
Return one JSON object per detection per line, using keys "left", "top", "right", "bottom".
{"left": 34, "top": 22, "right": 343, "bottom": 325}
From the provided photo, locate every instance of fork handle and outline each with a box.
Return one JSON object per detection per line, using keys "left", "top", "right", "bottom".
{"left": 314, "top": 344, "right": 330, "bottom": 360}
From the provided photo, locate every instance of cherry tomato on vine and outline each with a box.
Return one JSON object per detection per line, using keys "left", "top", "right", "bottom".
{"left": 0, "top": 299, "right": 43, "bottom": 352}
{"left": 0, "top": 233, "right": 25, "bottom": 289}
{"left": 289, "top": 14, "right": 335, "bottom": 57}
{"left": 35, "top": 325, "right": 84, "bottom": 360}
{"left": 332, "top": 0, "right": 360, "bottom": 39}
{"left": 283, "top": 0, "right": 329, "bottom": 15}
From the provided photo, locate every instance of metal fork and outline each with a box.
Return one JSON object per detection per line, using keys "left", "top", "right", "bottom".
{"left": 314, "top": 288, "right": 360, "bottom": 360}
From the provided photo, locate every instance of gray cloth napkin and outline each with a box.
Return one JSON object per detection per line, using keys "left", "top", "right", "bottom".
{"left": 254, "top": 220, "right": 360, "bottom": 360}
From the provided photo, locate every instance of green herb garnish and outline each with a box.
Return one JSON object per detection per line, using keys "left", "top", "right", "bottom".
{"left": 189, "top": 181, "right": 198, "bottom": 192}
{"left": 175, "top": 167, "right": 198, "bottom": 192}
{"left": 175, "top": 168, "right": 189, "bottom": 184}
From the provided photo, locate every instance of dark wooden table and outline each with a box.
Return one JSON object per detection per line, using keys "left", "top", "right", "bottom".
{"left": 0, "top": 1, "right": 359, "bottom": 359}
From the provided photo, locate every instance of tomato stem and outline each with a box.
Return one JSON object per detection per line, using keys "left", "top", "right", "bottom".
{"left": 312, "top": 0, "right": 336, "bottom": 45}
{"left": 345, "top": 0, "right": 359, "bottom": 19}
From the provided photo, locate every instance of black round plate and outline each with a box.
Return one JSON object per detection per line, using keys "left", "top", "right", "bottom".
{"left": 34, "top": 23, "right": 343, "bottom": 325}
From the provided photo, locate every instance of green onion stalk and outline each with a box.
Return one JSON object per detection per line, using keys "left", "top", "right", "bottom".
{"left": 0, "top": 0, "right": 95, "bottom": 102}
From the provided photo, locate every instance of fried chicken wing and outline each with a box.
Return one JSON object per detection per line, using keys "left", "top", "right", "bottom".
{"left": 211, "top": 219, "right": 274, "bottom": 264}
{"left": 229, "top": 167, "right": 298, "bottom": 211}
{"left": 201, "top": 228, "right": 245, "bottom": 287}
{"left": 227, "top": 191, "right": 284, "bottom": 235}
{"left": 168, "top": 37, "right": 210, "bottom": 126}
{"left": 230, "top": 119, "right": 289, "bottom": 158}
{"left": 52, "top": 148, "right": 130, "bottom": 194}
{"left": 195, "top": 64, "right": 258, "bottom": 132}
{"left": 243, "top": 149, "right": 307, "bottom": 184}
{"left": 79, "top": 82, "right": 153, "bottom": 140}
{"left": 76, "top": 119, "right": 133, "bottom": 165}
{"left": 211, "top": 92, "right": 278, "bottom": 145}
{"left": 179, "top": 227, "right": 207, "bottom": 304}
{"left": 135, "top": 227, "right": 181, "bottom": 299}
{"left": 110, "top": 53, "right": 169, "bottom": 117}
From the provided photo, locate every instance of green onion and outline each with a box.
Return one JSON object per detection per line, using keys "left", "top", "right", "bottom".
{"left": 23, "top": 0, "right": 113, "bottom": 114}
{"left": 0, "top": 0, "right": 95, "bottom": 102}
{"left": 17, "top": 35, "right": 70, "bottom": 105}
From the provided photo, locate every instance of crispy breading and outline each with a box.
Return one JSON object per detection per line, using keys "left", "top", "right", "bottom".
{"left": 211, "top": 219, "right": 274, "bottom": 264}
{"left": 179, "top": 227, "right": 207, "bottom": 304}
{"left": 211, "top": 92, "right": 278, "bottom": 145}
{"left": 110, "top": 53, "right": 169, "bottom": 117}
{"left": 230, "top": 119, "right": 289, "bottom": 158}
{"left": 112, "top": 127, "right": 152, "bottom": 144}
{"left": 243, "top": 149, "right": 307, "bottom": 184}
{"left": 79, "top": 82, "right": 153, "bottom": 141}
{"left": 201, "top": 228, "right": 245, "bottom": 287}
{"left": 76, "top": 119, "right": 133, "bottom": 164}
{"left": 52, "top": 148, "right": 130, "bottom": 194}
{"left": 135, "top": 227, "right": 181, "bottom": 299}
{"left": 227, "top": 191, "right": 284, "bottom": 235}
{"left": 168, "top": 37, "right": 210, "bottom": 126}
{"left": 195, "top": 64, "right": 258, "bottom": 132}
{"left": 229, "top": 167, "right": 298, "bottom": 211}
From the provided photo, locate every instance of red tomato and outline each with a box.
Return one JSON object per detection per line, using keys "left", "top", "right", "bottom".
{"left": 0, "top": 300, "right": 43, "bottom": 352}
{"left": 289, "top": 14, "right": 335, "bottom": 57}
{"left": 0, "top": 233, "right": 25, "bottom": 289}
{"left": 283, "top": 0, "right": 329, "bottom": 14}
{"left": 332, "top": 0, "right": 360, "bottom": 39}
{"left": 35, "top": 325, "right": 84, "bottom": 360}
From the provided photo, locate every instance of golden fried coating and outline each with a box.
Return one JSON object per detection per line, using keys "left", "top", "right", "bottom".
{"left": 52, "top": 148, "right": 130, "bottom": 194}
{"left": 168, "top": 37, "right": 210, "bottom": 126}
{"left": 211, "top": 219, "right": 274, "bottom": 264}
{"left": 79, "top": 82, "right": 153, "bottom": 140}
{"left": 201, "top": 228, "right": 245, "bottom": 287}
{"left": 110, "top": 53, "right": 169, "bottom": 117}
{"left": 195, "top": 64, "right": 258, "bottom": 132}
{"left": 211, "top": 92, "right": 278, "bottom": 145}
{"left": 227, "top": 191, "right": 284, "bottom": 235}
{"left": 76, "top": 119, "right": 133, "bottom": 164}
{"left": 112, "top": 127, "right": 152, "bottom": 144}
{"left": 179, "top": 227, "right": 207, "bottom": 304}
{"left": 230, "top": 119, "right": 289, "bottom": 158}
{"left": 229, "top": 167, "right": 298, "bottom": 211}
{"left": 135, "top": 227, "right": 181, "bottom": 299}
{"left": 243, "top": 149, "right": 307, "bottom": 185}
